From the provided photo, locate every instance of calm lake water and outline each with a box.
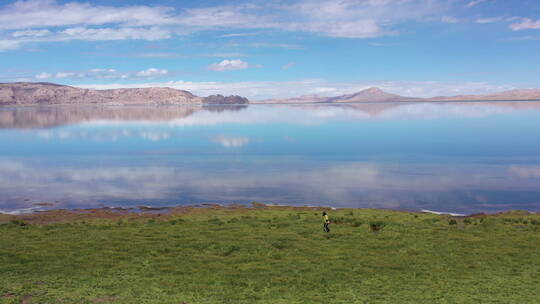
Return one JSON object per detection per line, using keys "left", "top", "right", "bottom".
{"left": 1, "top": 102, "right": 540, "bottom": 214}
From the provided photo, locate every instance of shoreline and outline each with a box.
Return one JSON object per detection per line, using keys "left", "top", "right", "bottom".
{"left": 3, "top": 98, "right": 540, "bottom": 107}
{"left": 1, "top": 203, "right": 537, "bottom": 225}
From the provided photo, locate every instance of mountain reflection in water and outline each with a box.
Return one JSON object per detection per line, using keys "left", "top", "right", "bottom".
{"left": 1, "top": 102, "right": 540, "bottom": 214}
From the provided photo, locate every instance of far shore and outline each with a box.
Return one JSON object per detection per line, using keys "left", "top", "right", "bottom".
{"left": 3, "top": 82, "right": 540, "bottom": 106}
{"left": 1, "top": 203, "right": 537, "bottom": 225}
{"left": 3, "top": 98, "right": 540, "bottom": 107}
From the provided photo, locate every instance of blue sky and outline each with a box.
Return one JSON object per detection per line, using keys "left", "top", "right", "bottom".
{"left": 0, "top": 0, "right": 539, "bottom": 99}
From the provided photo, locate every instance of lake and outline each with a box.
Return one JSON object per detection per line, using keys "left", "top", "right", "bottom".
{"left": 1, "top": 101, "right": 540, "bottom": 214}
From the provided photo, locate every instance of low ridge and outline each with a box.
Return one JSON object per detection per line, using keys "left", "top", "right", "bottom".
{"left": 258, "top": 86, "right": 540, "bottom": 103}
{"left": 0, "top": 82, "right": 250, "bottom": 106}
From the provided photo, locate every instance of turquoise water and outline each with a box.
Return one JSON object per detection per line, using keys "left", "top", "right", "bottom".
{"left": 1, "top": 102, "right": 540, "bottom": 214}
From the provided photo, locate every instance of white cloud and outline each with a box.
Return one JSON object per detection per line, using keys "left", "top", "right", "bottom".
{"left": 0, "top": 0, "right": 446, "bottom": 52}
{"left": 464, "top": 0, "right": 487, "bottom": 8}
{"left": 134, "top": 52, "right": 184, "bottom": 58}
{"left": 314, "top": 87, "right": 338, "bottom": 94}
{"left": 279, "top": 0, "right": 442, "bottom": 38}
{"left": 475, "top": 17, "right": 502, "bottom": 24}
{"left": 60, "top": 26, "right": 171, "bottom": 41}
{"left": 302, "top": 19, "right": 384, "bottom": 38}
{"left": 14, "top": 77, "right": 34, "bottom": 82}
{"left": 135, "top": 68, "right": 169, "bottom": 77}
{"left": 249, "top": 42, "right": 304, "bottom": 50}
{"left": 207, "top": 59, "right": 253, "bottom": 71}
{"left": 510, "top": 18, "right": 540, "bottom": 31}
{"left": 219, "top": 33, "right": 256, "bottom": 38}
{"left": 55, "top": 72, "right": 76, "bottom": 78}
{"left": 0, "top": 26, "right": 172, "bottom": 51}
{"left": 0, "top": 0, "right": 175, "bottom": 30}
{"left": 282, "top": 62, "right": 295, "bottom": 70}
{"left": 32, "top": 68, "right": 169, "bottom": 80}
{"left": 90, "top": 68, "right": 116, "bottom": 73}
{"left": 35, "top": 72, "right": 52, "bottom": 79}
{"left": 0, "top": 39, "right": 21, "bottom": 51}
{"left": 0, "top": 0, "right": 174, "bottom": 51}
{"left": 177, "top": 6, "right": 267, "bottom": 29}
{"left": 441, "top": 16, "right": 459, "bottom": 23}
{"left": 202, "top": 52, "right": 247, "bottom": 58}
{"left": 11, "top": 29, "right": 51, "bottom": 37}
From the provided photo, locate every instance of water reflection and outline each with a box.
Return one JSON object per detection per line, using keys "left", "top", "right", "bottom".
{"left": 0, "top": 105, "right": 200, "bottom": 129}
{"left": 1, "top": 159, "right": 539, "bottom": 214}
{"left": 1, "top": 102, "right": 540, "bottom": 214}
{"left": 2, "top": 101, "right": 540, "bottom": 129}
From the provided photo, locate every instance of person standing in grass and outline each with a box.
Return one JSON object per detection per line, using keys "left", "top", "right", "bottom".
{"left": 323, "top": 211, "right": 330, "bottom": 232}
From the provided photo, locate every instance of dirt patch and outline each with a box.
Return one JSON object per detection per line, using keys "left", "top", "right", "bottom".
{"left": 21, "top": 294, "right": 33, "bottom": 304}
{"left": 91, "top": 295, "right": 117, "bottom": 303}
{"left": 2, "top": 292, "right": 16, "bottom": 298}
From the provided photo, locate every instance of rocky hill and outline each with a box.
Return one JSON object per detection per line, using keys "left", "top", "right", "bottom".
{"left": 327, "top": 87, "right": 416, "bottom": 103}
{"left": 0, "top": 82, "right": 250, "bottom": 106}
{"left": 203, "top": 94, "right": 248, "bottom": 104}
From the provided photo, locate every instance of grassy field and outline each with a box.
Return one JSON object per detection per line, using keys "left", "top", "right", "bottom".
{"left": 1, "top": 205, "right": 539, "bottom": 303}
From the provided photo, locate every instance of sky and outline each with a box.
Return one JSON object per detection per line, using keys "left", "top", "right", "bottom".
{"left": 0, "top": 0, "right": 539, "bottom": 99}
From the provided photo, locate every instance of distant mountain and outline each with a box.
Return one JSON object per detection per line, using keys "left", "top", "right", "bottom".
{"left": 0, "top": 82, "right": 250, "bottom": 106}
{"left": 256, "top": 87, "right": 540, "bottom": 103}
{"left": 327, "top": 87, "right": 416, "bottom": 102}
{"left": 256, "top": 87, "right": 415, "bottom": 103}
{"left": 426, "top": 89, "right": 540, "bottom": 101}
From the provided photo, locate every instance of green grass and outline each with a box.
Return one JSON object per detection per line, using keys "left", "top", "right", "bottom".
{"left": 1, "top": 207, "right": 540, "bottom": 303}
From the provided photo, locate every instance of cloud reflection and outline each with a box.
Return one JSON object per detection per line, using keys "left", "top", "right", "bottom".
{"left": 211, "top": 135, "right": 250, "bottom": 148}
{"left": 1, "top": 159, "right": 539, "bottom": 214}
{"left": 509, "top": 166, "right": 540, "bottom": 178}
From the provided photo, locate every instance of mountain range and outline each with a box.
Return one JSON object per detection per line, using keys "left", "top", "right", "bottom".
{"left": 257, "top": 87, "right": 540, "bottom": 103}
{"left": 2, "top": 82, "right": 540, "bottom": 106}
{"left": 0, "top": 82, "right": 247, "bottom": 106}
